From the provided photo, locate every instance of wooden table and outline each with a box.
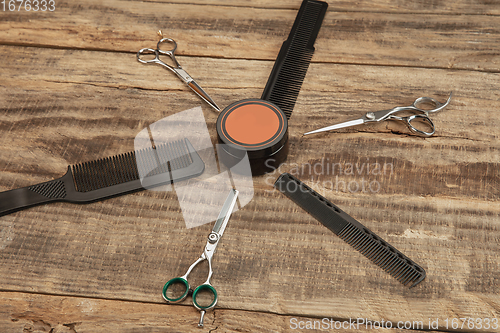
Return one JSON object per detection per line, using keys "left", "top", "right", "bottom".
{"left": 1, "top": 0, "right": 499, "bottom": 332}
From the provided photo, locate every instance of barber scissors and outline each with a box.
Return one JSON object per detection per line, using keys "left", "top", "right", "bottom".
{"left": 304, "top": 93, "right": 452, "bottom": 137}
{"left": 137, "top": 38, "right": 221, "bottom": 112}
{"left": 162, "top": 189, "right": 239, "bottom": 327}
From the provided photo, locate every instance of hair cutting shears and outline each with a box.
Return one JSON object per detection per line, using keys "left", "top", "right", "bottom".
{"left": 162, "top": 189, "right": 239, "bottom": 327}
{"left": 304, "top": 93, "right": 452, "bottom": 137}
{"left": 137, "top": 38, "right": 221, "bottom": 112}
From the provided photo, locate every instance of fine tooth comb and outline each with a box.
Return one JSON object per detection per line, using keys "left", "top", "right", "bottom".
{"left": 261, "top": 0, "right": 328, "bottom": 119}
{"left": 0, "top": 138, "right": 204, "bottom": 217}
{"left": 274, "top": 173, "right": 426, "bottom": 288}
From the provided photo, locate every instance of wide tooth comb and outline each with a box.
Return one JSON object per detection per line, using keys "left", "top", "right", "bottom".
{"left": 274, "top": 173, "right": 426, "bottom": 288}
{"left": 0, "top": 138, "right": 204, "bottom": 217}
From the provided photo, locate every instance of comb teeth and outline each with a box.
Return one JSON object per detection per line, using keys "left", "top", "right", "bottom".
{"left": 338, "top": 224, "right": 425, "bottom": 287}
{"left": 162, "top": 139, "right": 193, "bottom": 171}
{"left": 72, "top": 152, "right": 139, "bottom": 193}
{"left": 262, "top": 0, "right": 327, "bottom": 119}
{"left": 267, "top": 51, "right": 313, "bottom": 119}
{"left": 274, "top": 173, "right": 426, "bottom": 288}
{"left": 71, "top": 139, "right": 192, "bottom": 193}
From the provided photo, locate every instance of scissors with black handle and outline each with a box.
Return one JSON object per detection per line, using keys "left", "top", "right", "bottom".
{"left": 304, "top": 93, "right": 452, "bottom": 137}
{"left": 137, "top": 38, "right": 221, "bottom": 112}
{"left": 162, "top": 189, "right": 238, "bottom": 327}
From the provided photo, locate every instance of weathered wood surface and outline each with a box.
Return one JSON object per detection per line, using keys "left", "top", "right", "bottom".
{"left": 1, "top": 0, "right": 499, "bottom": 332}
{"left": 0, "top": 0, "right": 499, "bottom": 72}
{"left": 1, "top": 292, "right": 445, "bottom": 333}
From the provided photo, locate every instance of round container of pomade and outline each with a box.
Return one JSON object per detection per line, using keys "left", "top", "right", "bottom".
{"left": 216, "top": 99, "right": 289, "bottom": 176}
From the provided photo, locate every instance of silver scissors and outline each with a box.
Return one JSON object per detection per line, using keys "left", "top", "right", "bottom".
{"left": 304, "top": 93, "right": 453, "bottom": 137}
{"left": 137, "top": 38, "right": 221, "bottom": 112}
{"left": 162, "top": 189, "right": 239, "bottom": 327}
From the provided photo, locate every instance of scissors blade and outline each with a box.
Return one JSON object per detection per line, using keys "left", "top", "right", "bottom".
{"left": 171, "top": 67, "right": 221, "bottom": 112}
{"left": 304, "top": 118, "right": 365, "bottom": 136}
{"left": 187, "top": 80, "right": 221, "bottom": 112}
{"left": 212, "top": 189, "right": 239, "bottom": 237}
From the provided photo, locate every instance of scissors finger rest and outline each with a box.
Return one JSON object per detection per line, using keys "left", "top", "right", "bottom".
{"left": 412, "top": 94, "right": 452, "bottom": 113}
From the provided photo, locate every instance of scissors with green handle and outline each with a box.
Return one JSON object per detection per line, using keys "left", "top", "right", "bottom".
{"left": 304, "top": 92, "right": 452, "bottom": 137}
{"left": 162, "top": 189, "right": 238, "bottom": 327}
{"left": 137, "top": 37, "right": 221, "bottom": 112}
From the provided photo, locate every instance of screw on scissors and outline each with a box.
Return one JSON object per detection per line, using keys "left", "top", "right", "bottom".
{"left": 162, "top": 189, "right": 239, "bottom": 327}
{"left": 137, "top": 37, "right": 221, "bottom": 112}
{"left": 304, "top": 92, "right": 453, "bottom": 137}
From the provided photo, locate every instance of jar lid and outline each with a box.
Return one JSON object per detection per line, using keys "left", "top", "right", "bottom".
{"left": 216, "top": 99, "right": 288, "bottom": 160}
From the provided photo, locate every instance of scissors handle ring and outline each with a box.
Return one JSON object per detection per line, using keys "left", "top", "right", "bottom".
{"left": 405, "top": 114, "right": 435, "bottom": 137}
{"left": 157, "top": 38, "right": 183, "bottom": 69}
{"left": 192, "top": 283, "right": 218, "bottom": 310}
{"left": 162, "top": 277, "right": 190, "bottom": 303}
{"left": 136, "top": 47, "right": 160, "bottom": 64}
{"left": 157, "top": 38, "right": 178, "bottom": 55}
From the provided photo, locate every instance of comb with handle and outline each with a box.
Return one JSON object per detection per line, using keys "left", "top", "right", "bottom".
{"left": 0, "top": 138, "right": 204, "bottom": 217}
{"left": 274, "top": 173, "right": 426, "bottom": 288}
{"left": 261, "top": 0, "right": 328, "bottom": 119}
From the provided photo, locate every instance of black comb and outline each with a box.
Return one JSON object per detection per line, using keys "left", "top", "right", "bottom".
{"left": 274, "top": 173, "right": 426, "bottom": 288}
{"left": 0, "top": 139, "right": 204, "bottom": 217}
{"left": 261, "top": 0, "right": 328, "bottom": 119}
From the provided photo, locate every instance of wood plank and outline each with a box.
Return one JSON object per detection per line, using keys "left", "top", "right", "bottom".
{"left": 0, "top": 291, "right": 444, "bottom": 333}
{"left": 1, "top": 44, "right": 499, "bottom": 142}
{"left": 140, "top": 0, "right": 500, "bottom": 15}
{"left": 0, "top": 45, "right": 499, "bottom": 325}
{"left": 0, "top": 1, "right": 499, "bottom": 71}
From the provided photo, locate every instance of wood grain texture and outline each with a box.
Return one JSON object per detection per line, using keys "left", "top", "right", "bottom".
{"left": 139, "top": 0, "right": 500, "bottom": 15}
{"left": 0, "top": 44, "right": 499, "bottom": 329}
{"left": 0, "top": 0, "right": 499, "bottom": 332}
{"left": 1, "top": 291, "right": 445, "bottom": 333}
{"left": 0, "top": 1, "right": 499, "bottom": 71}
